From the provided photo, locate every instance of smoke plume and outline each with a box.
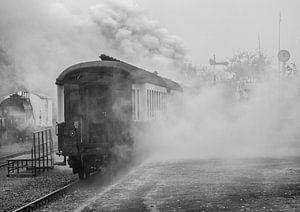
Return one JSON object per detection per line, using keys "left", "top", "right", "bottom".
{"left": 0, "top": 43, "right": 20, "bottom": 99}
{"left": 0, "top": 0, "right": 198, "bottom": 98}
{"left": 0, "top": 0, "right": 101, "bottom": 97}
{"left": 90, "top": 0, "right": 187, "bottom": 75}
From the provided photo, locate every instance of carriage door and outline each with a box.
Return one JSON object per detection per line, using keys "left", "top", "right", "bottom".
{"left": 84, "top": 85, "right": 110, "bottom": 146}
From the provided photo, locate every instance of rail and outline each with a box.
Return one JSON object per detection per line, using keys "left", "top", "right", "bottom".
{"left": 12, "top": 180, "right": 79, "bottom": 212}
{"left": 12, "top": 169, "right": 100, "bottom": 211}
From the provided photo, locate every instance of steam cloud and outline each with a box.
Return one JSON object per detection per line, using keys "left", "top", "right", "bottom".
{"left": 0, "top": 0, "right": 299, "bottom": 159}
{"left": 0, "top": 43, "right": 19, "bottom": 98}
{"left": 0, "top": 0, "right": 102, "bottom": 98}
{"left": 137, "top": 74, "right": 300, "bottom": 160}
{"left": 90, "top": 0, "right": 186, "bottom": 72}
{"left": 0, "top": 0, "right": 196, "bottom": 99}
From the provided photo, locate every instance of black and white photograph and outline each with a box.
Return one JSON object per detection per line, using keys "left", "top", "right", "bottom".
{"left": 0, "top": 0, "right": 299, "bottom": 211}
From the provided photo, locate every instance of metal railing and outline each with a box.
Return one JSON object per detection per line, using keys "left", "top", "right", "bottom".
{"left": 31, "top": 128, "right": 54, "bottom": 176}
{"left": 7, "top": 128, "right": 54, "bottom": 177}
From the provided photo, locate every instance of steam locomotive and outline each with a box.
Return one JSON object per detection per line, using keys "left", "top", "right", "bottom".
{"left": 56, "top": 55, "right": 182, "bottom": 179}
{"left": 0, "top": 91, "right": 52, "bottom": 144}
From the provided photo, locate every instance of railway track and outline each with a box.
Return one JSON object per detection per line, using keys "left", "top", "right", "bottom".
{"left": 0, "top": 151, "right": 31, "bottom": 167}
{"left": 12, "top": 179, "right": 79, "bottom": 212}
{"left": 11, "top": 169, "right": 100, "bottom": 212}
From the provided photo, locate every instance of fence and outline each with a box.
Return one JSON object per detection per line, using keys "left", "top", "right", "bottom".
{"left": 7, "top": 128, "right": 54, "bottom": 177}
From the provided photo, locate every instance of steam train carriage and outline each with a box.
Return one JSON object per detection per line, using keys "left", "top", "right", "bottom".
{"left": 56, "top": 55, "right": 182, "bottom": 179}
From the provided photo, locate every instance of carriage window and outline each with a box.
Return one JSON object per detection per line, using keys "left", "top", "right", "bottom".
{"left": 154, "top": 91, "right": 156, "bottom": 117}
{"left": 158, "top": 91, "right": 161, "bottom": 114}
{"left": 86, "top": 86, "right": 108, "bottom": 124}
{"left": 147, "top": 89, "right": 149, "bottom": 118}
{"left": 65, "top": 88, "right": 81, "bottom": 123}
{"left": 132, "top": 88, "right": 140, "bottom": 121}
{"left": 151, "top": 90, "right": 154, "bottom": 118}
{"left": 146, "top": 89, "right": 167, "bottom": 120}
{"left": 132, "top": 89, "right": 135, "bottom": 120}
{"left": 137, "top": 90, "right": 140, "bottom": 120}
{"left": 164, "top": 93, "right": 167, "bottom": 112}
{"left": 154, "top": 91, "right": 157, "bottom": 117}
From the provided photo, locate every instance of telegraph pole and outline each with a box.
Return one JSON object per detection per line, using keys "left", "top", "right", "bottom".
{"left": 258, "top": 33, "right": 261, "bottom": 57}
{"left": 278, "top": 12, "right": 281, "bottom": 72}
{"left": 258, "top": 33, "right": 261, "bottom": 72}
{"left": 209, "top": 54, "right": 228, "bottom": 85}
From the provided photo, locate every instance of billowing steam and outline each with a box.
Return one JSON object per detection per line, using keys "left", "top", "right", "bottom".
{"left": 136, "top": 73, "right": 300, "bottom": 160}
{"left": 0, "top": 0, "right": 299, "bottom": 159}
{"left": 0, "top": 0, "right": 197, "bottom": 98}
{"left": 90, "top": 0, "right": 186, "bottom": 72}
{"left": 0, "top": 43, "right": 19, "bottom": 98}
{"left": 0, "top": 0, "right": 102, "bottom": 97}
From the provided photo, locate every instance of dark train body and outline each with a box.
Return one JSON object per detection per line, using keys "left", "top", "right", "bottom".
{"left": 0, "top": 91, "right": 52, "bottom": 144}
{"left": 56, "top": 56, "right": 182, "bottom": 179}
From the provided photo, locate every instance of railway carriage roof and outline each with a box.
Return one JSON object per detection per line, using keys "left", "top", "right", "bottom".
{"left": 56, "top": 61, "right": 182, "bottom": 91}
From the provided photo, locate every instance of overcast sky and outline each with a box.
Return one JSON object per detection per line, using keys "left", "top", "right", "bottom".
{"left": 138, "top": 0, "right": 300, "bottom": 66}
{"left": 1, "top": 0, "right": 300, "bottom": 81}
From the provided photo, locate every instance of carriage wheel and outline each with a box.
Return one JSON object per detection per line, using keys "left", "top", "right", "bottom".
{"left": 84, "top": 163, "right": 90, "bottom": 178}
{"left": 78, "top": 169, "right": 85, "bottom": 179}
{"left": 78, "top": 160, "right": 91, "bottom": 179}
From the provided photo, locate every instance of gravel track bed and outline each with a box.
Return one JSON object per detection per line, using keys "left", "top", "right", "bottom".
{"left": 0, "top": 165, "right": 77, "bottom": 212}
{"left": 38, "top": 164, "right": 136, "bottom": 212}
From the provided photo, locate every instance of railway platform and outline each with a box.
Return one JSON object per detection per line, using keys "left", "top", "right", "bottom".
{"left": 62, "top": 157, "right": 299, "bottom": 212}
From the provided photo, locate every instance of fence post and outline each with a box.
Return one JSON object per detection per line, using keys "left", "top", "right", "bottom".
{"left": 45, "top": 130, "right": 49, "bottom": 169}
{"left": 38, "top": 132, "right": 41, "bottom": 175}
{"left": 42, "top": 131, "right": 45, "bottom": 172}
{"left": 30, "top": 128, "right": 54, "bottom": 176}
{"left": 49, "top": 129, "right": 54, "bottom": 168}
{"left": 33, "top": 132, "right": 37, "bottom": 176}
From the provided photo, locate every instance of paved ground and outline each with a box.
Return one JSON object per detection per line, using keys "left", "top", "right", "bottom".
{"left": 76, "top": 157, "right": 300, "bottom": 212}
